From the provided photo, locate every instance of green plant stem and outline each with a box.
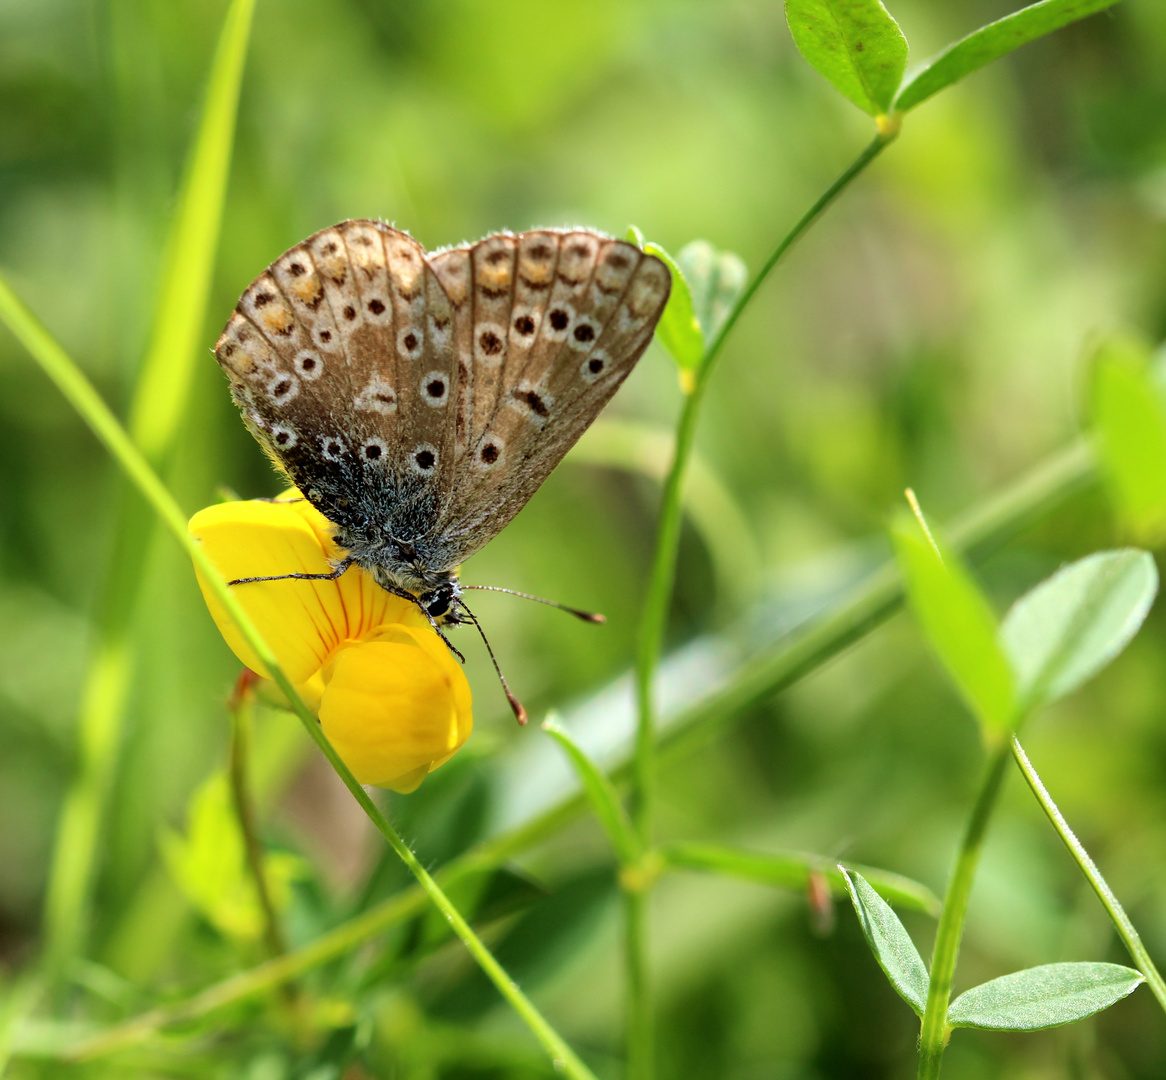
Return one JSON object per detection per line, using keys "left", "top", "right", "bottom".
{"left": 0, "top": 279, "right": 597, "bottom": 1080}
{"left": 1011, "top": 736, "right": 1166, "bottom": 1014}
{"left": 228, "top": 679, "right": 287, "bottom": 961}
{"left": 624, "top": 888, "right": 652, "bottom": 1080}
{"left": 633, "top": 126, "right": 898, "bottom": 840}
{"left": 49, "top": 437, "right": 1095, "bottom": 1058}
{"left": 918, "top": 740, "right": 1012, "bottom": 1080}
{"left": 626, "top": 128, "right": 896, "bottom": 1080}
{"left": 632, "top": 128, "right": 897, "bottom": 842}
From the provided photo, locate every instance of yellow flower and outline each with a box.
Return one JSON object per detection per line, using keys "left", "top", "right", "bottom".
{"left": 188, "top": 494, "right": 472, "bottom": 793}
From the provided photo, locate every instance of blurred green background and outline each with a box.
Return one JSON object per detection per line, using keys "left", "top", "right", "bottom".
{"left": 4, "top": 0, "right": 1166, "bottom": 1075}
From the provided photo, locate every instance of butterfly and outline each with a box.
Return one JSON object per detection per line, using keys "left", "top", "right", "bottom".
{"left": 212, "top": 221, "right": 671, "bottom": 710}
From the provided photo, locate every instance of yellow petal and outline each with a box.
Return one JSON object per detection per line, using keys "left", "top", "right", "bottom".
{"left": 188, "top": 497, "right": 421, "bottom": 684}
{"left": 318, "top": 625, "right": 473, "bottom": 793}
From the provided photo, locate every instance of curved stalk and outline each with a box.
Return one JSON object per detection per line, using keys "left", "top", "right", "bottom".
{"left": 627, "top": 129, "right": 898, "bottom": 1080}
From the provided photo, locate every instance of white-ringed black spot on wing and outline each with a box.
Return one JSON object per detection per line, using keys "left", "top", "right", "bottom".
{"left": 512, "top": 382, "right": 553, "bottom": 428}
{"left": 312, "top": 326, "right": 334, "bottom": 348}
{"left": 410, "top": 444, "right": 439, "bottom": 475}
{"left": 319, "top": 434, "right": 348, "bottom": 461}
{"left": 294, "top": 349, "right": 324, "bottom": 380}
{"left": 543, "top": 303, "right": 575, "bottom": 342}
{"left": 475, "top": 436, "right": 505, "bottom": 469}
{"left": 421, "top": 371, "right": 449, "bottom": 407}
{"left": 270, "top": 424, "right": 298, "bottom": 448}
{"left": 266, "top": 372, "right": 299, "bottom": 405}
{"left": 365, "top": 296, "right": 391, "bottom": 323}
{"left": 361, "top": 437, "right": 388, "bottom": 463}
{"left": 474, "top": 322, "right": 507, "bottom": 365}
{"left": 397, "top": 326, "right": 423, "bottom": 359}
{"left": 512, "top": 308, "right": 539, "bottom": 337}
{"left": 579, "top": 349, "right": 609, "bottom": 383}
{"left": 355, "top": 376, "right": 397, "bottom": 414}
{"left": 568, "top": 316, "right": 599, "bottom": 349}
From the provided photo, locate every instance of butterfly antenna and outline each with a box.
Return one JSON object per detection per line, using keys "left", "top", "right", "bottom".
{"left": 463, "top": 585, "right": 606, "bottom": 624}
{"left": 457, "top": 599, "right": 528, "bottom": 726}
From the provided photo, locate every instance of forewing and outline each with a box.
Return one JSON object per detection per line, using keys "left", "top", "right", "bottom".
{"left": 435, "top": 231, "right": 670, "bottom": 559}
{"left": 213, "top": 220, "right": 459, "bottom": 529}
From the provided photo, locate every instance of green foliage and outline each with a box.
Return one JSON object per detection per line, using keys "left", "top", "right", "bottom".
{"left": 896, "top": 0, "right": 1123, "bottom": 113}
{"left": 159, "top": 773, "right": 299, "bottom": 942}
{"left": 784, "top": 0, "right": 908, "bottom": 116}
{"left": 1000, "top": 549, "right": 1158, "bottom": 713}
{"left": 947, "top": 962, "right": 1144, "bottom": 1031}
{"left": 840, "top": 869, "right": 929, "bottom": 1016}
{"left": 1, "top": 0, "right": 1165, "bottom": 1075}
{"left": 1090, "top": 334, "right": 1166, "bottom": 541}
{"left": 892, "top": 504, "right": 1015, "bottom": 738}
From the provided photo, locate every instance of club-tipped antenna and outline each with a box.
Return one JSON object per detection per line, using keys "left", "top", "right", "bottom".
{"left": 457, "top": 598, "right": 528, "bottom": 726}
{"left": 463, "top": 585, "right": 606, "bottom": 624}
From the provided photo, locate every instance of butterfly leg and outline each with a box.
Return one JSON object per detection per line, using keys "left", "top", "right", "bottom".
{"left": 227, "top": 558, "right": 356, "bottom": 586}
{"left": 371, "top": 579, "right": 468, "bottom": 664}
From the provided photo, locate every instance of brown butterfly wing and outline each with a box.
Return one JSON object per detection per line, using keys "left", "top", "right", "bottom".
{"left": 213, "top": 220, "right": 462, "bottom": 528}
{"left": 430, "top": 230, "right": 671, "bottom": 562}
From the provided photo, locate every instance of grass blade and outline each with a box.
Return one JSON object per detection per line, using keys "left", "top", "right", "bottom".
{"left": 663, "top": 842, "right": 940, "bottom": 915}
{"left": 543, "top": 716, "right": 639, "bottom": 864}
{"left": 38, "top": 0, "right": 258, "bottom": 986}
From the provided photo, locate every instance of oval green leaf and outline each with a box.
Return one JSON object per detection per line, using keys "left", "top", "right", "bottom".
{"left": 895, "top": 0, "right": 1121, "bottom": 114}
{"left": 1000, "top": 549, "right": 1158, "bottom": 713}
{"left": 785, "top": 0, "right": 908, "bottom": 116}
{"left": 841, "top": 868, "right": 930, "bottom": 1016}
{"left": 892, "top": 507, "right": 1015, "bottom": 737}
{"left": 948, "top": 962, "right": 1143, "bottom": 1031}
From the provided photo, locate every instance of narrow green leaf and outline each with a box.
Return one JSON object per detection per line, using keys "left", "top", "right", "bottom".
{"left": 128, "top": 0, "right": 257, "bottom": 459}
{"left": 841, "top": 869, "right": 930, "bottom": 1016}
{"left": 542, "top": 716, "right": 639, "bottom": 864}
{"left": 892, "top": 506, "right": 1016, "bottom": 737}
{"left": 626, "top": 224, "right": 646, "bottom": 248}
{"left": 642, "top": 242, "right": 704, "bottom": 372}
{"left": 663, "top": 842, "right": 940, "bottom": 915}
{"left": 785, "top": 0, "right": 909, "bottom": 116}
{"left": 676, "top": 240, "right": 748, "bottom": 344}
{"left": 948, "top": 962, "right": 1143, "bottom": 1031}
{"left": 1001, "top": 549, "right": 1157, "bottom": 712}
{"left": 1090, "top": 334, "right": 1166, "bottom": 541}
{"left": 895, "top": 0, "right": 1120, "bottom": 113}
